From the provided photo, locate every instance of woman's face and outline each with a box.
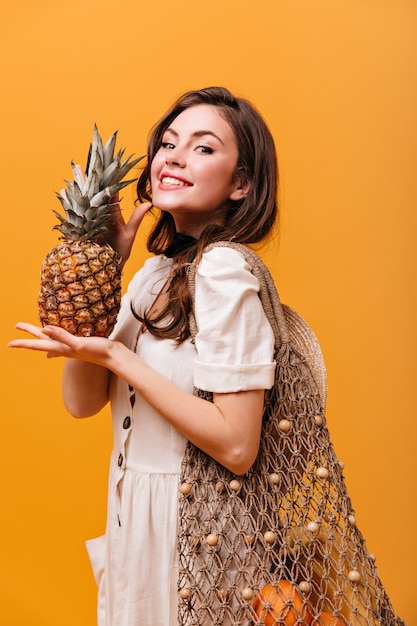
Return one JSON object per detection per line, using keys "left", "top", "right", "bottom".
{"left": 150, "top": 104, "right": 246, "bottom": 236}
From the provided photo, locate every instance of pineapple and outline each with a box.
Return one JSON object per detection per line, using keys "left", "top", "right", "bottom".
{"left": 38, "top": 125, "right": 142, "bottom": 337}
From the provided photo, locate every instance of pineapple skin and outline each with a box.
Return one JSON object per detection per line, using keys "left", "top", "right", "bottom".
{"left": 38, "top": 240, "right": 122, "bottom": 337}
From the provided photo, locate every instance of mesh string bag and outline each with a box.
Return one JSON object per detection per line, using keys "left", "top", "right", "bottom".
{"left": 177, "top": 242, "right": 405, "bottom": 626}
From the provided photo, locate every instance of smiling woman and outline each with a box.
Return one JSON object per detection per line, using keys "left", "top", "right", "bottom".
{"left": 9, "top": 86, "right": 279, "bottom": 626}
{"left": 7, "top": 84, "right": 406, "bottom": 626}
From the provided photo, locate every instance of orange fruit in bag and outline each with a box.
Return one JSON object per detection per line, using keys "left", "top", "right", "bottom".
{"left": 312, "top": 611, "right": 347, "bottom": 625}
{"left": 253, "top": 580, "right": 313, "bottom": 625}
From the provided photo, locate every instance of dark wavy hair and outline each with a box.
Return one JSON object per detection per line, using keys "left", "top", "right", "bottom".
{"left": 135, "top": 86, "right": 279, "bottom": 342}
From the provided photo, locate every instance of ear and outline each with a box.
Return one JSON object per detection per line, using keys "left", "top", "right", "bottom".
{"left": 229, "top": 173, "right": 251, "bottom": 202}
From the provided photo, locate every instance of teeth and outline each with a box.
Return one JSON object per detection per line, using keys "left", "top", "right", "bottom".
{"left": 161, "top": 176, "right": 188, "bottom": 186}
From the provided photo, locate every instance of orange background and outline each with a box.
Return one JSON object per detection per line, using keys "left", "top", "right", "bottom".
{"left": 1, "top": 1, "right": 416, "bottom": 624}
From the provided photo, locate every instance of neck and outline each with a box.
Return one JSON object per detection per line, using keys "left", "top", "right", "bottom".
{"left": 164, "top": 232, "right": 198, "bottom": 258}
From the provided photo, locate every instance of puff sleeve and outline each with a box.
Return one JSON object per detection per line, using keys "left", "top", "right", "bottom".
{"left": 193, "top": 246, "right": 276, "bottom": 393}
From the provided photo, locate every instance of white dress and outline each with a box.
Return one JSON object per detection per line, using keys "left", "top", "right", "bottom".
{"left": 86, "top": 246, "right": 276, "bottom": 626}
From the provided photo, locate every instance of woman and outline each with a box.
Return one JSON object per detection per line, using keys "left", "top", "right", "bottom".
{"left": 10, "top": 87, "right": 279, "bottom": 625}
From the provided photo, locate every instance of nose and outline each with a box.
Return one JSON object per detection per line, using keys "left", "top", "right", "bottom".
{"left": 165, "top": 147, "right": 186, "bottom": 167}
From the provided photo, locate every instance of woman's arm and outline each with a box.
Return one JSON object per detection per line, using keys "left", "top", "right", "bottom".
{"left": 10, "top": 323, "right": 111, "bottom": 418}
{"left": 62, "top": 360, "right": 110, "bottom": 418}
{"left": 9, "top": 323, "right": 263, "bottom": 474}
{"left": 107, "top": 340, "right": 265, "bottom": 475}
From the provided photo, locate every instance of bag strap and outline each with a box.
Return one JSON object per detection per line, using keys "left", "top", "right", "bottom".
{"left": 187, "top": 241, "right": 288, "bottom": 349}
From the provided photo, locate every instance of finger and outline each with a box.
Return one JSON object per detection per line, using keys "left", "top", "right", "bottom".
{"left": 125, "top": 202, "right": 152, "bottom": 236}
{"left": 8, "top": 324, "right": 73, "bottom": 356}
{"left": 8, "top": 337, "right": 67, "bottom": 354}
{"left": 14, "top": 321, "right": 48, "bottom": 338}
{"left": 108, "top": 192, "right": 125, "bottom": 227}
{"left": 42, "top": 324, "right": 77, "bottom": 345}
{"left": 109, "top": 192, "right": 120, "bottom": 211}
{"left": 14, "top": 322, "right": 73, "bottom": 344}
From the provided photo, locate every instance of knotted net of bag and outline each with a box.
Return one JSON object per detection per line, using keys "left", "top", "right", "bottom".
{"left": 177, "top": 242, "right": 405, "bottom": 626}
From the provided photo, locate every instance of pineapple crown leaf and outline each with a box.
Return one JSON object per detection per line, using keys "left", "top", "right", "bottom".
{"left": 64, "top": 181, "right": 90, "bottom": 216}
{"left": 86, "top": 127, "right": 121, "bottom": 178}
{"left": 88, "top": 179, "right": 138, "bottom": 208}
{"left": 102, "top": 132, "right": 118, "bottom": 169}
{"left": 115, "top": 147, "right": 126, "bottom": 161}
{"left": 84, "top": 168, "right": 100, "bottom": 200}
{"left": 54, "top": 126, "right": 144, "bottom": 241}
{"left": 86, "top": 125, "right": 105, "bottom": 176}
{"left": 118, "top": 154, "right": 144, "bottom": 179}
{"left": 102, "top": 155, "right": 143, "bottom": 188}
{"left": 70, "top": 161, "right": 85, "bottom": 190}
{"left": 84, "top": 205, "right": 110, "bottom": 222}
{"left": 52, "top": 208, "right": 114, "bottom": 240}
{"left": 52, "top": 209, "right": 84, "bottom": 231}
{"left": 102, "top": 160, "right": 122, "bottom": 188}
{"left": 84, "top": 149, "right": 104, "bottom": 189}
{"left": 88, "top": 186, "right": 113, "bottom": 209}
{"left": 56, "top": 190, "right": 72, "bottom": 213}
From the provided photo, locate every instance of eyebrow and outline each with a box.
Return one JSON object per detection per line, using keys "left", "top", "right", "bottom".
{"left": 164, "top": 127, "right": 225, "bottom": 146}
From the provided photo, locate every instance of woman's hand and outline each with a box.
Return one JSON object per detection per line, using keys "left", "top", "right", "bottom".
{"left": 8, "top": 322, "right": 114, "bottom": 366}
{"left": 9, "top": 322, "right": 116, "bottom": 417}
{"left": 105, "top": 193, "right": 152, "bottom": 268}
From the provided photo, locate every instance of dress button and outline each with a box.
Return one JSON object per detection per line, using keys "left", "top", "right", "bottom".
{"left": 118, "top": 453, "right": 123, "bottom": 467}
{"left": 123, "top": 416, "right": 131, "bottom": 429}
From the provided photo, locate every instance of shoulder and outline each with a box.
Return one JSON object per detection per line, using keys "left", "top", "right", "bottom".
{"left": 197, "top": 244, "right": 259, "bottom": 288}
{"left": 117, "top": 255, "right": 173, "bottom": 325}
{"left": 194, "top": 244, "right": 265, "bottom": 322}
{"left": 127, "top": 254, "right": 173, "bottom": 293}
{"left": 200, "top": 243, "right": 252, "bottom": 267}
{"left": 136, "top": 253, "right": 173, "bottom": 276}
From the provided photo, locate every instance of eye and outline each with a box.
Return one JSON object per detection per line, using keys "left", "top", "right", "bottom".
{"left": 196, "top": 145, "right": 214, "bottom": 154}
{"left": 161, "top": 141, "right": 175, "bottom": 149}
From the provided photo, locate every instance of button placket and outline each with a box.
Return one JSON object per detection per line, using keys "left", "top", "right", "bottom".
{"left": 114, "top": 383, "right": 136, "bottom": 525}
{"left": 118, "top": 385, "right": 135, "bottom": 467}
